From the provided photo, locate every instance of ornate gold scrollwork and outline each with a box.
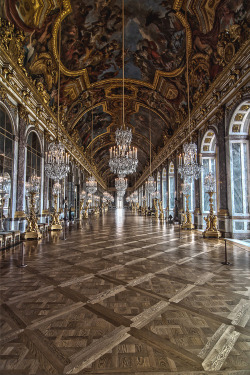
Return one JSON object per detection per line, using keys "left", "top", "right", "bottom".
{"left": 216, "top": 24, "right": 242, "bottom": 67}
{"left": 0, "top": 18, "right": 26, "bottom": 71}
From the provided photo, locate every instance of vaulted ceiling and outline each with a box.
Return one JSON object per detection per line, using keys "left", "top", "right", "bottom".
{"left": 1, "top": 0, "right": 249, "bottom": 186}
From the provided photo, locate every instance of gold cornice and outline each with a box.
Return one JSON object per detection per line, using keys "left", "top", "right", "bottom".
{"left": 0, "top": 47, "right": 107, "bottom": 189}
{"left": 134, "top": 39, "right": 250, "bottom": 190}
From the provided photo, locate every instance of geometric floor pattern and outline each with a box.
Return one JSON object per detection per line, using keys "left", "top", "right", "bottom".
{"left": 1, "top": 210, "right": 250, "bottom": 374}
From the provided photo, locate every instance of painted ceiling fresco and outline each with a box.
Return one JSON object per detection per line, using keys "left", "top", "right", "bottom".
{"left": 1, "top": 0, "right": 250, "bottom": 184}
{"left": 130, "top": 107, "right": 168, "bottom": 150}
{"left": 60, "top": 0, "right": 186, "bottom": 83}
{"left": 73, "top": 105, "right": 112, "bottom": 149}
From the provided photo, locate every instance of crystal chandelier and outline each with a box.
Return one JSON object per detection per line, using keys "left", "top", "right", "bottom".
{"left": 86, "top": 91, "right": 98, "bottom": 195}
{"left": 178, "top": 143, "right": 202, "bottom": 182}
{"left": 145, "top": 119, "right": 156, "bottom": 194}
{"left": 109, "top": 145, "right": 138, "bottom": 175}
{"left": 45, "top": 143, "right": 70, "bottom": 180}
{"left": 109, "top": 0, "right": 138, "bottom": 177}
{"left": 80, "top": 190, "right": 86, "bottom": 200}
{"left": 178, "top": 11, "right": 202, "bottom": 183}
{"left": 117, "top": 189, "right": 126, "bottom": 198}
{"left": 45, "top": 5, "right": 70, "bottom": 181}
{"left": 151, "top": 190, "right": 160, "bottom": 199}
{"left": 86, "top": 176, "right": 97, "bottom": 194}
{"left": 0, "top": 173, "right": 11, "bottom": 231}
{"left": 115, "top": 126, "right": 132, "bottom": 147}
{"left": 145, "top": 176, "right": 156, "bottom": 194}
{"left": 204, "top": 172, "right": 216, "bottom": 192}
{"left": 26, "top": 174, "right": 41, "bottom": 194}
{"left": 103, "top": 191, "right": 114, "bottom": 202}
{"left": 52, "top": 181, "right": 61, "bottom": 195}
{"left": 0, "top": 172, "right": 11, "bottom": 194}
{"left": 181, "top": 182, "right": 191, "bottom": 196}
{"left": 115, "top": 176, "right": 127, "bottom": 191}
{"left": 130, "top": 191, "right": 138, "bottom": 203}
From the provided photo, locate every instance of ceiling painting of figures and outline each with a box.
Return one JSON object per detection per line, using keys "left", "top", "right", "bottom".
{"left": 73, "top": 105, "right": 112, "bottom": 149}
{"left": 60, "top": 0, "right": 187, "bottom": 83}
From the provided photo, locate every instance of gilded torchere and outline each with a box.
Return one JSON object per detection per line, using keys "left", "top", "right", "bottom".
{"left": 22, "top": 175, "right": 42, "bottom": 240}
{"left": 0, "top": 172, "right": 10, "bottom": 231}
{"left": 203, "top": 173, "right": 221, "bottom": 238}
{"left": 79, "top": 190, "right": 86, "bottom": 224}
{"left": 153, "top": 198, "right": 159, "bottom": 219}
{"left": 159, "top": 201, "right": 164, "bottom": 221}
{"left": 181, "top": 183, "right": 194, "bottom": 230}
{"left": 49, "top": 182, "right": 62, "bottom": 231}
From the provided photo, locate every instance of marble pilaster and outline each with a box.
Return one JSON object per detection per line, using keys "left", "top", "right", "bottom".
{"left": 15, "top": 107, "right": 27, "bottom": 231}
{"left": 216, "top": 108, "right": 230, "bottom": 236}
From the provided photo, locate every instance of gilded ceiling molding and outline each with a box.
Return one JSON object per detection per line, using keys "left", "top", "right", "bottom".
{"left": 134, "top": 39, "right": 250, "bottom": 190}
{"left": 0, "top": 21, "right": 107, "bottom": 189}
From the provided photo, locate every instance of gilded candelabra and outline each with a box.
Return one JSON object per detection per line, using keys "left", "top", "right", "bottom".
{"left": 141, "top": 197, "right": 146, "bottom": 216}
{"left": 93, "top": 195, "right": 100, "bottom": 216}
{"left": 203, "top": 173, "right": 221, "bottom": 238}
{"left": 159, "top": 201, "right": 164, "bottom": 221}
{"left": 0, "top": 193, "right": 7, "bottom": 231}
{"left": 79, "top": 190, "right": 86, "bottom": 225}
{"left": 0, "top": 172, "right": 11, "bottom": 231}
{"left": 83, "top": 201, "right": 89, "bottom": 218}
{"left": 22, "top": 175, "right": 42, "bottom": 240}
{"left": 153, "top": 198, "right": 159, "bottom": 219}
{"left": 131, "top": 201, "right": 136, "bottom": 212}
{"left": 181, "top": 183, "right": 194, "bottom": 230}
{"left": 49, "top": 182, "right": 62, "bottom": 231}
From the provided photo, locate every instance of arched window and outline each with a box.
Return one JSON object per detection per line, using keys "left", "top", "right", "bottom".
{"left": 229, "top": 101, "right": 250, "bottom": 234}
{"left": 0, "top": 106, "right": 13, "bottom": 218}
{"left": 162, "top": 168, "right": 167, "bottom": 209}
{"left": 26, "top": 131, "right": 41, "bottom": 181}
{"left": 168, "top": 162, "right": 175, "bottom": 214}
{"left": 201, "top": 130, "right": 217, "bottom": 225}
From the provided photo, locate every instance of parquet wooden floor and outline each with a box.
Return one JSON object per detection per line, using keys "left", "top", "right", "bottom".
{"left": 1, "top": 211, "right": 250, "bottom": 375}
